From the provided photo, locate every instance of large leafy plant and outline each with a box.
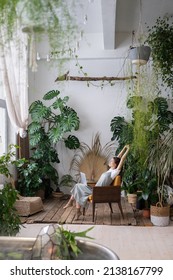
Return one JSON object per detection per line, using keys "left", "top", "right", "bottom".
{"left": 17, "top": 90, "right": 80, "bottom": 196}
{"left": 110, "top": 95, "right": 173, "bottom": 201}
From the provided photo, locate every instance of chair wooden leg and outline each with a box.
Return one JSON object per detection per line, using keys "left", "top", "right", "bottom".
{"left": 83, "top": 207, "right": 85, "bottom": 216}
{"left": 92, "top": 202, "right": 95, "bottom": 222}
{"left": 108, "top": 203, "right": 113, "bottom": 213}
{"left": 118, "top": 202, "right": 124, "bottom": 219}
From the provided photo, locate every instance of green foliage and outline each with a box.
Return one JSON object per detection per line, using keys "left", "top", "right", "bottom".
{"left": 28, "top": 90, "right": 80, "bottom": 147}
{"left": 55, "top": 226, "right": 94, "bottom": 259}
{"left": 0, "top": 145, "right": 21, "bottom": 236}
{"left": 16, "top": 89, "right": 80, "bottom": 196}
{"left": 0, "top": 183, "right": 21, "bottom": 236}
{"left": 0, "top": 0, "right": 80, "bottom": 53}
{"left": 110, "top": 89, "right": 173, "bottom": 200}
{"left": 146, "top": 16, "right": 173, "bottom": 92}
{"left": 0, "top": 144, "right": 19, "bottom": 180}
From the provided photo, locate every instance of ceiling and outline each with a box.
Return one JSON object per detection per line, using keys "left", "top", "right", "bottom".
{"left": 79, "top": 0, "right": 173, "bottom": 49}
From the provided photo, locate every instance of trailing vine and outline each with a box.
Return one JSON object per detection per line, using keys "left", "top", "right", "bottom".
{"left": 146, "top": 15, "right": 173, "bottom": 93}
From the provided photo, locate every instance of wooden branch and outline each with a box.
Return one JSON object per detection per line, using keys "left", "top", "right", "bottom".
{"left": 55, "top": 72, "right": 136, "bottom": 82}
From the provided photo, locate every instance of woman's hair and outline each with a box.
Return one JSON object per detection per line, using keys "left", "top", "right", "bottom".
{"left": 113, "top": 156, "right": 121, "bottom": 166}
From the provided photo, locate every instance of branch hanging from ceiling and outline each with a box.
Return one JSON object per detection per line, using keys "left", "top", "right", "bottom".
{"left": 55, "top": 72, "right": 136, "bottom": 82}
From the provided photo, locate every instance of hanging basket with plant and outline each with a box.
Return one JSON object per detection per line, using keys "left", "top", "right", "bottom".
{"left": 146, "top": 15, "right": 173, "bottom": 92}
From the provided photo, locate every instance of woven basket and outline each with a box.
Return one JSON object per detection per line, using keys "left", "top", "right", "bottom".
{"left": 150, "top": 202, "right": 170, "bottom": 226}
{"left": 52, "top": 191, "right": 64, "bottom": 199}
{"left": 150, "top": 203, "right": 170, "bottom": 217}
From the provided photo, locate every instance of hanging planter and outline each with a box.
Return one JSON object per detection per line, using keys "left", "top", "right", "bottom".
{"left": 129, "top": 45, "right": 151, "bottom": 66}
{"left": 150, "top": 202, "right": 170, "bottom": 227}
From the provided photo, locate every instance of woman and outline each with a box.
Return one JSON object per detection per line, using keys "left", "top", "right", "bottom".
{"left": 63, "top": 144, "right": 130, "bottom": 219}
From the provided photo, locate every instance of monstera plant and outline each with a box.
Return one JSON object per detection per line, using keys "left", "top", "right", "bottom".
{"left": 17, "top": 90, "right": 80, "bottom": 197}
{"left": 110, "top": 95, "right": 173, "bottom": 201}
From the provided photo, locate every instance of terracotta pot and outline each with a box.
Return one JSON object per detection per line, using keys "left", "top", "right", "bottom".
{"left": 142, "top": 208, "right": 150, "bottom": 218}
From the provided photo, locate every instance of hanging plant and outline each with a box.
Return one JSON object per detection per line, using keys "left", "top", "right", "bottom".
{"left": 146, "top": 15, "right": 173, "bottom": 92}
{"left": 0, "top": 0, "right": 82, "bottom": 71}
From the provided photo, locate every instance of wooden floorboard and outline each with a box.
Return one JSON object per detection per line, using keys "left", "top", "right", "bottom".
{"left": 23, "top": 196, "right": 153, "bottom": 226}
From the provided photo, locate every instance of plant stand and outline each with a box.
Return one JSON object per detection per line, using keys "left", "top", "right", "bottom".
{"left": 150, "top": 203, "right": 170, "bottom": 226}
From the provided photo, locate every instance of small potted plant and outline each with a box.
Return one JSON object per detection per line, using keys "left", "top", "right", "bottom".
{"left": 52, "top": 174, "right": 77, "bottom": 199}
{"left": 0, "top": 144, "right": 21, "bottom": 236}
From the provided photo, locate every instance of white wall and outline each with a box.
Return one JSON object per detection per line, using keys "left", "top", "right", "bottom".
{"left": 28, "top": 31, "right": 133, "bottom": 177}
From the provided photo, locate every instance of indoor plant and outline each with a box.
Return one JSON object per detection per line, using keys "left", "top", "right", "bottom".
{"left": 0, "top": 0, "right": 81, "bottom": 71}
{"left": 52, "top": 174, "right": 77, "bottom": 198}
{"left": 146, "top": 15, "right": 173, "bottom": 92}
{"left": 148, "top": 131, "right": 173, "bottom": 226}
{"left": 110, "top": 74, "right": 173, "bottom": 212}
{"left": 128, "top": 0, "right": 151, "bottom": 66}
{"left": 0, "top": 144, "right": 21, "bottom": 236}
{"left": 17, "top": 89, "right": 80, "bottom": 197}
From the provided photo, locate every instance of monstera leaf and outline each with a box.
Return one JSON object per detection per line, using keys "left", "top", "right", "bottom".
{"left": 110, "top": 116, "right": 133, "bottom": 144}
{"left": 64, "top": 135, "right": 80, "bottom": 149}
{"left": 28, "top": 122, "right": 41, "bottom": 134}
{"left": 29, "top": 101, "right": 51, "bottom": 122}
{"left": 43, "top": 90, "right": 61, "bottom": 100}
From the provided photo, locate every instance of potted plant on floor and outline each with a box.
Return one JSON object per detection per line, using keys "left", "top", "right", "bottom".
{"left": 139, "top": 170, "right": 158, "bottom": 218}
{"left": 17, "top": 89, "right": 80, "bottom": 198}
{"left": 148, "top": 129, "right": 173, "bottom": 226}
{"left": 52, "top": 174, "right": 77, "bottom": 199}
{"left": 110, "top": 70, "right": 173, "bottom": 220}
{"left": 0, "top": 144, "right": 21, "bottom": 236}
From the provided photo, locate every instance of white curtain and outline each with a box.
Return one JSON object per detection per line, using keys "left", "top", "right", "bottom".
{"left": 0, "top": 24, "right": 28, "bottom": 138}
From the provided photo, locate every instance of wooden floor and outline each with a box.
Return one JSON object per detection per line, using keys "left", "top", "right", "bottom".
{"left": 23, "top": 196, "right": 153, "bottom": 226}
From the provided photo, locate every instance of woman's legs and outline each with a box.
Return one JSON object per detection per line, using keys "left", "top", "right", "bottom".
{"left": 75, "top": 201, "right": 82, "bottom": 220}
{"left": 63, "top": 183, "right": 92, "bottom": 219}
{"left": 63, "top": 195, "right": 74, "bottom": 209}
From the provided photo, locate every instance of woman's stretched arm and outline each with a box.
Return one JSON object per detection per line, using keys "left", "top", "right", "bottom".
{"left": 117, "top": 145, "right": 130, "bottom": 170}
{"left": 117, "top": 145, "right": 128, "bottom": 158}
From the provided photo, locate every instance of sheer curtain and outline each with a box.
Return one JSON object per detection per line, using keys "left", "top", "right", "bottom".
{"left": 0, "top": 24, "right": 28, "bottom": 138}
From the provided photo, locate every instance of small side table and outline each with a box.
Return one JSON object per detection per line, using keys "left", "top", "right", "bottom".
{"left": 87, "top": 181, "right": 96, "bottom": 187}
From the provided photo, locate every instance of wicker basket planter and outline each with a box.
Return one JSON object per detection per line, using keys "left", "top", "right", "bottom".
{"left": 52, "top": 191, "right": 64, "bottom": 199}
{"left": 150, "top": 203, "right": 170, "bottom": 226}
